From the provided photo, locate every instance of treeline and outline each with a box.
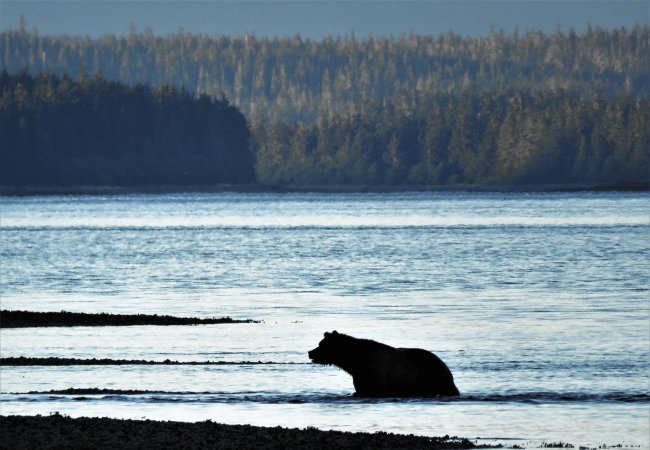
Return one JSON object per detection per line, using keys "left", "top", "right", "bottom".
{"left": 254, "top": 90, "right": 649, "bottom": 186}
{"left": 1, "top": 25, "right": 649, "bottom": 187}
{"left": 2, "top": 25, "right": 648, "bottom": 124}
{"left": 0, "top": 71, "right": 254, "bottom": 186}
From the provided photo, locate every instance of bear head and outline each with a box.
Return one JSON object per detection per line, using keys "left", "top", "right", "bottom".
{"left": 308, "top": 330, "right": 342, "bottom": 365}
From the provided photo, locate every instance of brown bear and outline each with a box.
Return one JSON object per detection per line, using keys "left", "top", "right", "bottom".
{"left": 308, "top": 331, "right": 460, "bottom": 397}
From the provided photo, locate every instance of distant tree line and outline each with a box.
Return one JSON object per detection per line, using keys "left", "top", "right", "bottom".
{"left": 0, "top": 71, "right": 254, "bottom": 186}
{"left": 1, "top": 24, "right": 648, "bottom": 187}
{"left": 2, "top": 24, "right": 648, "bottom": 125}
{"left": 254, "top": 90, "right": 649, "bottom": 186}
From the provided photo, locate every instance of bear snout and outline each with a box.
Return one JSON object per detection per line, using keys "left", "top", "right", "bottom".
{"left": 308, "top": 348, "right": 321, "bottom": 361}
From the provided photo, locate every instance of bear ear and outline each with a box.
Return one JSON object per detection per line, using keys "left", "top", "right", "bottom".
{"left": 324, "top": 332, "right": 331, "bottom": 337}
{"left": 332, "top": 330, "right": 338, "bottom": 335}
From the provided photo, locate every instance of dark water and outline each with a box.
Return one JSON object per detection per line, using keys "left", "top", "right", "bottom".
{"left": 1, "top": 192, "right": 648, "bottom": 447}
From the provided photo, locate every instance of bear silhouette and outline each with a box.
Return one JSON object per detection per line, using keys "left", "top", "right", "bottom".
{"left": 308, "top": 330, "right": 460, "bottom": 397}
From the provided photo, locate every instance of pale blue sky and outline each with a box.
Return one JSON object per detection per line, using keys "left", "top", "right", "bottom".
{"left": 1, "top": 1, "right": 648, "bottom": 38}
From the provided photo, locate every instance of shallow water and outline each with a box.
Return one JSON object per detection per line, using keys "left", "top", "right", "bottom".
{"left": 1, "top": 192, "right": 649, "bottom": 448}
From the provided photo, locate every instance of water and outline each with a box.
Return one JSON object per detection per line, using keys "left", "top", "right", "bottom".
{"left": 1, "top": 192, "right": 649, "bottom": 448}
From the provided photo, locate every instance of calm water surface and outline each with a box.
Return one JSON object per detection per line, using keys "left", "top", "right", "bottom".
{"left": 1, "top": 192, "right": 649, "bottom": 448}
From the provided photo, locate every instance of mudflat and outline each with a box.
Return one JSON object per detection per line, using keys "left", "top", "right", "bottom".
{"left": 0, "top": 414, "right": 481, "bottom": 450}
{"left": 0, "top": 310, "right": 259, "bottom": 328}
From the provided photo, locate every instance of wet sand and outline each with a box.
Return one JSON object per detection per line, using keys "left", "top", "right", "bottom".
{"left": 0, "top": 414, "right": 483, "bottom": 449}
{"left": 0, "top": 310, "right": 259, "bottom": 328}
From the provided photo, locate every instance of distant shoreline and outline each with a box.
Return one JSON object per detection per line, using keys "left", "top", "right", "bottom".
{"left": 1, "top": 182, "right": 648, "bottom": 196}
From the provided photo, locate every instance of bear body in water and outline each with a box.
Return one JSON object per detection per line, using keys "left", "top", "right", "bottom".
{"left": 308, "top": 331, "right": 460, "bottom": 397}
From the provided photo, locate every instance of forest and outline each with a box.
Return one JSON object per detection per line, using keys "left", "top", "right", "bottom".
{"left": 1, "top": 24, "right": 649, "bottom": 187}
{"left": 0, "top": 71, "right": 254, "bottom": 187}
{"left": 254, "top": 90, "right": 648, "bottom": 186}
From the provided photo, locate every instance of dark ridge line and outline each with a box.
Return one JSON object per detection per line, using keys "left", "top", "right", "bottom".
{"left": 0, "top": 310, "right": 260, "bottom": 328}
{"left": 0, "top": 357, "right": 304, "bottom": 366}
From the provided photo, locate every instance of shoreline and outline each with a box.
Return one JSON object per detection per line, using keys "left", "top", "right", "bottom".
{"left": 0, "top": 357, "right": 292, "bottom": 366}
{"left": 0, "top": 310, "right": 259, "bottom": 328}
{"left": 0, "top": 414, "right": 485, "bottom": 449}
{"left": 0, "top": 181, "right": 648, "bottom": 196}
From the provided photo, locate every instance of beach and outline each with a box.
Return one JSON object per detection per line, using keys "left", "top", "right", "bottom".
{"left": 0, "top": 414, "right": 481, "bottom": 450}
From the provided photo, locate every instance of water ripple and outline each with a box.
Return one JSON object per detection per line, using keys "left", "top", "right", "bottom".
{"left": 9, "top": 389, "right": 649, "bottom": 405}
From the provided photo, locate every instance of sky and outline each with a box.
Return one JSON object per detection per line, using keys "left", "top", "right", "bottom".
{"left": 1, "top": 0, "right": 648, "bottom": 39}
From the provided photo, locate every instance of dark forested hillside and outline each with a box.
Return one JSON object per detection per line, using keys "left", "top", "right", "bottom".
{"left": 1, "top": 25, "right": 648, "bottom": 188}
{"left": 0, "top": 71, "right": 254, "bottom": 187}
{"left": 254, "top": 90, "right": 649, "bottom": 186}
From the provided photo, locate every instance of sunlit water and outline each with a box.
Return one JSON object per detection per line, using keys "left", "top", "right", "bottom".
{"left": 1, "top": 192, "right": 649, "bottom": 448}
